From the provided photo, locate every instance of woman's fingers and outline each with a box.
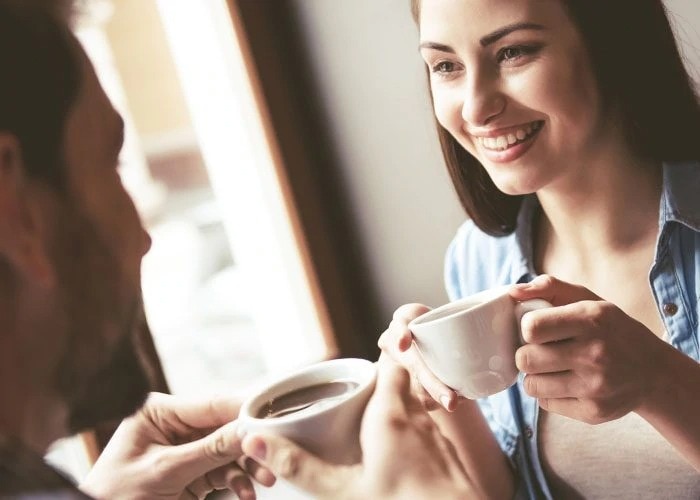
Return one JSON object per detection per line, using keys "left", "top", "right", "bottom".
{"left": 378, "top": 350, "right": 457, "bottom": 412}
{"left": 378, "top": 304, "right": 430, "bottom": 353}
{"left": 516, "top": 339, "right": 578, "bottom": 374}
{"left": 378, "top": 304, "right": 457, "bottom": 411}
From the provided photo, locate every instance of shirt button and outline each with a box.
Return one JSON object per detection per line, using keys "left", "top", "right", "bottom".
{"left": 525, "top": 426, "right": 534, "bottom": 439}
{"left": 663, "top": 303, "right": 678, "bottom": 316}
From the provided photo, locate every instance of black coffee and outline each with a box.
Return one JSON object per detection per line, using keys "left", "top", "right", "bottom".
{"left": 256, "top": 380, "right": 359, "bottom": 419}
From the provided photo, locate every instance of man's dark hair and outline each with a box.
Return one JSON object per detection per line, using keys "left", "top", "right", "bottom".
{"left": 412, "top": 0, "right": 700, "bottom": 236}
{"left": 0, "top": 1, "right": 81, "bottom": 188}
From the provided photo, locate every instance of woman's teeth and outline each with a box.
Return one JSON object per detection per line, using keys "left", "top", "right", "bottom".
{"left": 477, "top": 121, "right": 543, "bottom": 151}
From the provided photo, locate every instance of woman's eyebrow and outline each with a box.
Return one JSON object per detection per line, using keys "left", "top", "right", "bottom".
{"left": 419, "top": 41, "right": 455, "bottom": 53}
{"left": 480, "top": 22, "right": 545, "bottom": 47}
{"left": 419, "top": 22, "right": 546, "bottom": 53}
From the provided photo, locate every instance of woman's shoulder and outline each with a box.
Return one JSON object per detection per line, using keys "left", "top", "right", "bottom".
{"left": 444, "top": 219, "right": 521, "bottom": 299}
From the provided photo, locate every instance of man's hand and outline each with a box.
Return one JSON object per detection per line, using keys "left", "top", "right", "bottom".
{"left": 80, "top": 392, "right": 275, "bottom": 500}
{"left": 239, "top": 362, "right": 477, "bottom": 499}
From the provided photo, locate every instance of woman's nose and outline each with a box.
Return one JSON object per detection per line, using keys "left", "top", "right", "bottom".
{"left": 461, "top": 72, "right": 505, "bottom": 126}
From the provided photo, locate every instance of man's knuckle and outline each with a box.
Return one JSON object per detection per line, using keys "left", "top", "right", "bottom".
{"left": 148, "top": 453, "right": 175, "bottom": 483}
{"left": 276, "top": 447, "right": 302, "bottom": 479}
{"left": 206, "top": 431, "right": 229, "bottom": 461}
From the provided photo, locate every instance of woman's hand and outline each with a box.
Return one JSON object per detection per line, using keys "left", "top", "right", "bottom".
{"left": 80, "top": 392, "right": 275, "bottom": 500}
{"left": 377, "top": 304, "right": 460, "bottom": 412}
{"left": 510, "top": 274, "right": 670, "bottom": 424}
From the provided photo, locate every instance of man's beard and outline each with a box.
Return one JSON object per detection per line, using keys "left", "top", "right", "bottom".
{"left": 48, "top": 197, "right": 153, "bottom": 433}
{"left": 59, "top": 311, "right": 151, "bottom": 434}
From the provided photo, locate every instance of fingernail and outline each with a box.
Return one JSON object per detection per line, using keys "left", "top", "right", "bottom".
{"left": 248, "top": 437, "right": 267, "bottom": 461}
{"left": 399, "top": 334, "right": 413, "bottom": 351}
{"left": 532, "top": 275, "right": 549, "bottom": 285}
{"left": 239, "top": 485, "right": 256, "bottom": 500}
{"left": 514, "top": 282, "right": 533, "bottom": 290}
{"left": 440, "top": 395, "right": 453, "bottom": 412}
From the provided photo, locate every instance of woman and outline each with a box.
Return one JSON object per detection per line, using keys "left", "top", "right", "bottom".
{"left": 378, "top": 0, "right": 700, "bottom": 498}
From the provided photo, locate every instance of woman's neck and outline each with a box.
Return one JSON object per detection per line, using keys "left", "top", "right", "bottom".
{"left": 534, "top": 146, "right": 662, "bottom": 277}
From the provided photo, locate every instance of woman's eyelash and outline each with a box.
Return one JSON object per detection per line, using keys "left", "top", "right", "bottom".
{"left": 430, "top": 60, "right": 459, "bottom": 75}
{"left": 497, "top": 44, "right": 542, "bottom": 63}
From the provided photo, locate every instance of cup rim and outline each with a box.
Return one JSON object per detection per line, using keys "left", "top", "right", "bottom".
{"left": 238, "top": 358, "right": 377, "bottom": 426}
{"left": 408, "top": 285, "right": 512, "bottom": 328}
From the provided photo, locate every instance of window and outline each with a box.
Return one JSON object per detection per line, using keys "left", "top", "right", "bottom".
{"left": 47, "top": 0, "right": 338, "bottom": 483}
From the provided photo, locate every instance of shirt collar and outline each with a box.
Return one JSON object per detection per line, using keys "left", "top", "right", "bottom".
{"left": 659, "top": 160, "right": 700, "bottom": 232}
{"left": 509, "top": 160, "right": 700, "bottom": 283}
{"left": 512, "top": 195, "right": 539, "bottom": 284}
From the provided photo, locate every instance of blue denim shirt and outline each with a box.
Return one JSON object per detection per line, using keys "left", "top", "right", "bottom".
{"left": 444, "top": 160, "right": 700, "bottom": 499}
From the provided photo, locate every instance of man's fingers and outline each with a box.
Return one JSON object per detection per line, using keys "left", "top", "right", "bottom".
{"left": 510, "top": 274, "right": 600, "bottom": 306}
{"left": 237, "top": 455, "right": 277, "bottom": 487}
{"left": 184, "top": 463, "right": 256, "bottom": 500}
{"left": 241, "top": 433, "right": 355, "bottom": 497}
{"left": 143, "top": 392, "right": 241, "bottom": 433}
{"left": 167, "top": 420, "right": 244, "bottom": 481}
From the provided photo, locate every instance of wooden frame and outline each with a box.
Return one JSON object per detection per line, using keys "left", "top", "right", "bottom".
{"left": 228, "top": 0, "right": 382, "bottom": 361}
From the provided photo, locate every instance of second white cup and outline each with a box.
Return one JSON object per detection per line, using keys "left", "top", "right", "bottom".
{"left": 409, "top": 286, "right": 550, "bottom": 399}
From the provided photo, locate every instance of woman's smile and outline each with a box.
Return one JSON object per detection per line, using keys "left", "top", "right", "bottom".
{"left": 470, "top": 120, "right": 545, "bottom": 163}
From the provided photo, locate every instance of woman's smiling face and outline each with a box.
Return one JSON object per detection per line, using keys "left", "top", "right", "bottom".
{"left": 419, "top": 0, "right": 606, "bottom": 195}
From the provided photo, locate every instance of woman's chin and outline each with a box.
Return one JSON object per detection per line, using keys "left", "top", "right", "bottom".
{"left": 491, "top": 177, "right": 540, "bottom": 197}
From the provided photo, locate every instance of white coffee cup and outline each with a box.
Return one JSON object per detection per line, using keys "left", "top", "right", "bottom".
{"left": 237, "top": 358, "right": 376, "bottom": 465}
{"left": 409, "top": 286, "right": 550, "bottom": 399}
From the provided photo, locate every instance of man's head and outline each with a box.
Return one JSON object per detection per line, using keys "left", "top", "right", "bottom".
{"left": 0, "top": 1, "right": 152, "bottom": 447}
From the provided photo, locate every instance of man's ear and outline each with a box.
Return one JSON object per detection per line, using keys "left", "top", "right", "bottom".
{"left": 0, "top": 132, "right": 56, "bottom": 288}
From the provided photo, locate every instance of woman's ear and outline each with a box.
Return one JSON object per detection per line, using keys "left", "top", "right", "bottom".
{"left": 0, "top": 132, "right": 56, "bottom": 288}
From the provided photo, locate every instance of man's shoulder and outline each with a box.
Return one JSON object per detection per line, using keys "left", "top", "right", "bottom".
{"left": 0, "top": 442, "right": 91, "bottom": 500}
{"left": 1, "top": 492, "right": 90, "bottom": 500}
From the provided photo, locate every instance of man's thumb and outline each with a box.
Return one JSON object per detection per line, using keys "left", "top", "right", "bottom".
{"left": 241, "top": 433, "right": 354, "bottom": 497}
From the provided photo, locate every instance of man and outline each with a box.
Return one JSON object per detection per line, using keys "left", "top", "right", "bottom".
{"left": 0, "top": 2, "right": 476, "bottom": 498}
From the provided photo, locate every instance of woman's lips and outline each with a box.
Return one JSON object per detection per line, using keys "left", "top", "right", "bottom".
{"left": 474, "top": 120, "right": 544, "bottom": 163}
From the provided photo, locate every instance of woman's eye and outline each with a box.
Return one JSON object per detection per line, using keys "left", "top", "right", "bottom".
{"left": 501, "top": 47, "right": 522, "bottom": 61}
{"left": 431, "top": 60, "right": 458, "bottom": 75}
{"left": 497, "top": 45, "right": 540, "bottom": 64}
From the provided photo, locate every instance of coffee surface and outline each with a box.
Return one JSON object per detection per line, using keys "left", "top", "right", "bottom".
{"left": 257, "top": 380, "right": 359, "bottom": 419}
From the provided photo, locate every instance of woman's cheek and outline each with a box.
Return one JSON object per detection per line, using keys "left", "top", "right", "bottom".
{"left": 433, "top": 90, "right": 458, "bottom": 128}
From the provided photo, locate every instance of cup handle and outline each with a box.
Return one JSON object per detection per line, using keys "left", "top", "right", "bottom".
{"left": 514, "top": 299, "right": 552, "bottom": 344}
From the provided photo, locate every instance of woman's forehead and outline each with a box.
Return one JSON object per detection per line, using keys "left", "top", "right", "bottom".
{"left": 418, "top": 0, "right": 563, "bottom": 42}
